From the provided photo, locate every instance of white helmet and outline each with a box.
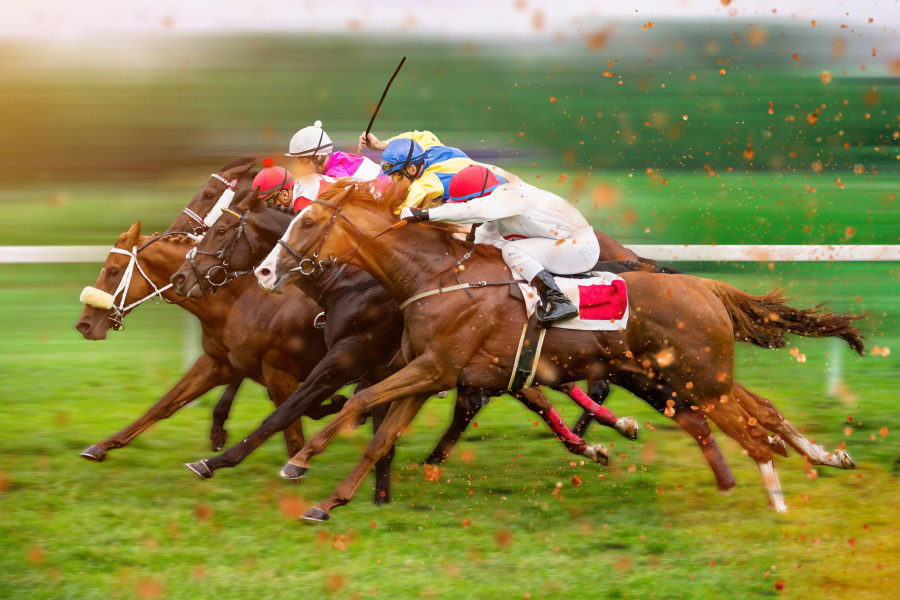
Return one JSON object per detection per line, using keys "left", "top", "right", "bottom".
{"left": 285, "top": 120, "right": 333, "bottom": 157}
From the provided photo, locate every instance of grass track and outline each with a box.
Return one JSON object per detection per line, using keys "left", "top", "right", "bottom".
{"left": 1, "top": 253, "right": 897, "bottom": 599}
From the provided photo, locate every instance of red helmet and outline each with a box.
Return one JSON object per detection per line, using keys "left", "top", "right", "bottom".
{"left": 253, "top": 157, "right": 295, "bottom": 196}
{"left": 447, "top": 164, "right": 504, "bottom": 203}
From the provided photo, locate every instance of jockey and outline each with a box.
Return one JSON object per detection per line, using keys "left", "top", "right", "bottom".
{"left": 400, "top": 165, "right": 601, "bottom": 327}
{"left": 360, "top": 130, "right": 516, "bottom": 212}
{"left": 252, "top": 158, "right": 295, "bottom": 207}
{"left": 286, "top": 119, "right": 381, "bottom": 185}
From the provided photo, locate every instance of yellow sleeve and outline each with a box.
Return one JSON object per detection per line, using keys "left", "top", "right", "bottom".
{"left": 396, "top": 172, "right": 445, "bottom": 212}
{"left": 387, "top": 130, "right": 442, "bottom": 150}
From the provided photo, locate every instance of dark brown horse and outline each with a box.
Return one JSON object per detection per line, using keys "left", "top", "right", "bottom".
{"left": 169, "top": 188, "right": 649, "bottom": 483}
{"left": 268, "top": 181, "right": 863, "bottom": 520}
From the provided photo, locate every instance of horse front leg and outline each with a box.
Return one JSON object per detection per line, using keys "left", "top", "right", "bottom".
{"left": 423, "top": 386, "right": 490, "bottom": 465}
{"left": 302, "top": 395, "right": 430, "bottom": 522}
{"left": 280, "top": 353, "right": 456, "bottom": 479}
{"left": 186, "top": 340, "right": 366, "bottom": 478}
{"left": 370, "top": 403, "right": 393, "bottom": 505}
{"left": 81, "top": 353, "right": 235, "bottom": 461}
{"left": 209, "top": 380, "right": 242, "bottom": 452}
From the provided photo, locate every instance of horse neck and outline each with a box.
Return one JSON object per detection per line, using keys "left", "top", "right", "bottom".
{"left": 140, "top": 240, "right": 242, "bottom": 321}
{"left": 347, "top": 218, "right": 465, "bottom": 304}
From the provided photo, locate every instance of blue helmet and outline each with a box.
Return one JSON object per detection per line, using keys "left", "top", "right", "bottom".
{"left": 381, "top": 138, "right": 426, "bottom": 176}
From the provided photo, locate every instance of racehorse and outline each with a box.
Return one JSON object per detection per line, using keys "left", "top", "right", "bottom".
{"left": 169, "top": 187, "right": 648, "bottom": 482}
{"left": 264, "top": 180, "right": 864, "bottom": 520}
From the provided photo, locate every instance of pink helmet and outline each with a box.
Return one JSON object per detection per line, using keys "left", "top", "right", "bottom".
{"left": 447, "top": 164, "right": 504, "bottom": 203}
{"left": 253, "top": 157, "right": 295, "bottom": 196}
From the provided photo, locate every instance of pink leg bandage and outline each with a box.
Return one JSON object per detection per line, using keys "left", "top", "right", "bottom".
{"left": 568, "top": 386, "right": 617, "bottom": 427}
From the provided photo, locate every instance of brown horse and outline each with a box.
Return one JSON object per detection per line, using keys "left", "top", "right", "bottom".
{"left": 74, "top": 223, "right": 330, "bottom": 462}
{"left": 267, "top": 181, "right": 864, "bottom": 520}
{"left": 169, "top": 188, "right": 654, "bottom": 482}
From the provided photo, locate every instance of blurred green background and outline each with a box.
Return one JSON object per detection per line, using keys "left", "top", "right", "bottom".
{"left": 1, "top": 15, "right": 898, "bottom": 600}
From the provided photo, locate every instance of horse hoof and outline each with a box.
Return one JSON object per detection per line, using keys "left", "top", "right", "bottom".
{"left": 280, "top": 463, "right": 308, "bottom": 480}
{"left": 300, "top": 507, "right": 330, "bottom": 522}
{"left": 584, "top": 444, "right": 609, "bottom": 466}
{"left": 835, "top": 449, "right": 856, "bottom": 469}
{"left": 185, "top": 460, "right": 213, "bottom": 479}
{"left": 614, "top": 417, "right": 639, "bottom": 441}
{"left": 80, "top": 445, "right": 107, "bottom": 462}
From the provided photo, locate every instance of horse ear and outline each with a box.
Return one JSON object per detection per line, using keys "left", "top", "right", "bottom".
{"left": 220, "top": 157, "right": 256, "bottom": 180}
{"left": 236, "top": 187, "right": 261, "bottom": 210}
{"left": 116, "top": 221, "right": 142, "bottom": 248}
{"left": 127, "top": 221, "right": 142, "bottom": 243}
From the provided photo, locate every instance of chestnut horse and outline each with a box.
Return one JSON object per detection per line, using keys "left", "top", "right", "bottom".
{"left": 266, "top": 181, "right": 863, "bottom": 520}
{"left": 169, "top": 188, "right": 648, "bottom": 481}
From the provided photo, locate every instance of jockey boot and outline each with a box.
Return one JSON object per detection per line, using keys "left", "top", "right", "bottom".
{"left": 530, "top": 270, "right": 579, "bottom": 327}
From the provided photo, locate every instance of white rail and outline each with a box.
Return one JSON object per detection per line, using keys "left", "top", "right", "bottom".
{"left": 2, "top": 244, "right": 900, "bottom": 264}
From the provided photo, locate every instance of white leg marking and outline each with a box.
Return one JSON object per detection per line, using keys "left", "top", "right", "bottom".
{"left": 758, "top": 460, "right": 787, "bottom": 513}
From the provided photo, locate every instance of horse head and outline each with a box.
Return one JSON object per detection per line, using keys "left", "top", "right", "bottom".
{"left": 255, "top": 180, "right": 400, "bottom": 293}
{"left": 167, "top": 157, "right": 257, "bottom": 236}
{"left": 171, "top": 187, "right": 294, "bottom": 297}
{"left": 75, "top": 221, "right": 146, "bottom": 340}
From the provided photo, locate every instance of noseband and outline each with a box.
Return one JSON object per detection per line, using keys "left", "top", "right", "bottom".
{"left": 187, "top": 207, "right": 256, "bottom": 291}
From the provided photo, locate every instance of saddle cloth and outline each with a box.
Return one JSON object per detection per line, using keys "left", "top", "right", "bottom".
{"left": 515, "top": 271, "right": 629, "bottom": 331}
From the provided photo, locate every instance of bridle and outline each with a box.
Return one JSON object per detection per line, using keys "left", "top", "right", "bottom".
{"left": 275, "top": 198, "right": 407, "bottom": 277}
{"left": 180, "top": 173, "right": 237, "bottom": 235}
{"left": 186, "top": 207, "right": 256, "bottom": 291}
{"left": 81, "top": 232, "right": 190, "bottom": 330}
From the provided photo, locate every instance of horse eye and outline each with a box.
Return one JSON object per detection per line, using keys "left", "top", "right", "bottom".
{"left": 203, "top": 191, "right": 214, "bottom": 200}
{"left": 301, "top": 218, "right": 314, "bottom": 229}
{"left": 107, "top": 267, "right": 119, "bottom": 277}
{"left": 215, "top": 228, "right": 226, "bottom": 236}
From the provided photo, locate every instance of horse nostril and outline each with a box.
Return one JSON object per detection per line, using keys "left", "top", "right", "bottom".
{"left": 75, "top": 320, "right": 92, "bottom": 334}
{"left": 170, "top": 272, "right": 185, "bottom": 287}
{"left": 257, "top": 267, "right": 271, "bottom": 277}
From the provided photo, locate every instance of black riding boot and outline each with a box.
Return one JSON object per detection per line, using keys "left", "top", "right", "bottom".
{"left": 530, "top": 270, "right": 579, "bottom": 327}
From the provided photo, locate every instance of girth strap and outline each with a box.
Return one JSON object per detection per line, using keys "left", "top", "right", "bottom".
{"left": 398, "top": 280, "right": 518, "bottom": 310}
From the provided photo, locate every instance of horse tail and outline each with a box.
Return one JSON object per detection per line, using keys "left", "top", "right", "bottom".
{"left": 698, "top": 279, "right": 866, "bottom": 355}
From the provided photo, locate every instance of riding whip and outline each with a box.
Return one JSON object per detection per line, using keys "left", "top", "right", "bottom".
{"left": 359, "top": 56, "right": 407, "bottom": 153}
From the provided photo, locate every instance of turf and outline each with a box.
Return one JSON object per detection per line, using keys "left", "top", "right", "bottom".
{"left": 1, "top": 242, "right": 897, "bottom": 600}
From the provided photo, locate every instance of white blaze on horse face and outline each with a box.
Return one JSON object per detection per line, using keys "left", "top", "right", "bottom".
{"left": 202, "top": 188, "right": 236, "bottom": 228}
{"left": 255, "top": 207, "right": 308, "bottom": 291}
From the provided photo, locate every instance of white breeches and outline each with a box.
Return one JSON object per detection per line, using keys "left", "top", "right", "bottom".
{"left": 501, "top": 226, "right": 600, "bottom": 281}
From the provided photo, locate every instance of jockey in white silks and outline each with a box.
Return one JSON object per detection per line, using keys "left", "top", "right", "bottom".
{"left": 399, "top": 164, "right": 600, "bottom": 327}
{"left": 285, "top": 120, "right": 381, "bottom": 187}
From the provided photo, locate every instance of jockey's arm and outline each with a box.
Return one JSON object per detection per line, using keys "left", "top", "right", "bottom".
{"left": 427, "top": 188, "right": 522, "bottom": 224}
{"left": 397, "top": 172, "right": 446, "bottom": 212}
{"left": 387, "top": 130, "right": 442, "bottom": 150}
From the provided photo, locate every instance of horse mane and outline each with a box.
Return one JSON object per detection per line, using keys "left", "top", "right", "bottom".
{"left": 316, "top": 179, "right": 495, "bottom": 257}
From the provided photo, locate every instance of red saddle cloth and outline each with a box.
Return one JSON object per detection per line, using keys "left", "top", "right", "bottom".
{"left": 577, "top": 279, "right": 628, "bottom": 321}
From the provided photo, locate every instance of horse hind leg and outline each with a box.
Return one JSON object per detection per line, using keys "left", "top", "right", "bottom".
{"left": 703, "top": 394, "right": 786, "bottom": 512}
{"left": 734, "top": 383, "right": 854, "bottom": 469}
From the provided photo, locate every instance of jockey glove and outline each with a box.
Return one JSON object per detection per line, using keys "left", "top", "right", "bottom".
{"left": 400, "top": 207, "right": 430, "bottom": 222}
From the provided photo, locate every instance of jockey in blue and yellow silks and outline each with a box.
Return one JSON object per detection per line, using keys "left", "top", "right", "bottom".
{"left": 359, "top": 130, "right": 517, "bottom": 212}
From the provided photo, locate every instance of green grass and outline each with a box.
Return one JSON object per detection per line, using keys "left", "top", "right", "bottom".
{"left": 1, "top": 255, "right": 898, "bottom": 599}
